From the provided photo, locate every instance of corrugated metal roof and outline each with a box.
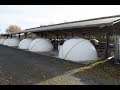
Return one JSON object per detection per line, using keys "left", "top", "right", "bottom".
{"left": 23, "top": 15, "right": 120, "bottom": 32}
{"left": 1, "top": 15, "right": 120, "bottom": 35}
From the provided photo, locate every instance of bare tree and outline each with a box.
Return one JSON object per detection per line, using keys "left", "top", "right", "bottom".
{"left": 6, "top": 25, "right": 22, "bottom": 33}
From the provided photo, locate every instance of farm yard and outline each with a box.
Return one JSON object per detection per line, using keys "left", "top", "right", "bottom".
{"left": 1, "top": 7, "right": 120, "bottom": 85}
{"left": 0, "top": 45, "right": 120, "bottom": 85}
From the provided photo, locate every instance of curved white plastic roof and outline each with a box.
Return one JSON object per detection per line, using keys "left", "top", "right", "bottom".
{"left": 3, "top": 38, "right": 12, "bottom": 45}
{"left": 58, "top": 38, "right": 98, "bottom": 63}
{"left": 19, "top": 38, "right": 33, "bottom": 49}
{"left": 58, "top": 45, "right": 63, "bottom": 51}
{"left": 29, "top": 38, "right": 53, "bottom": 52}
{"left": 0, "top": 38, "right": 6, "bottom": 44}
{"left": 7, "top": 38, "right": 20, "bottom": 46}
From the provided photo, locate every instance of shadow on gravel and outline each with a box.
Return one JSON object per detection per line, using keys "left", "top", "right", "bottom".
{"left": 0, "top": 45, "right": 84, "bottom": 85}
{"left": 72, "top": 60, "right": 120, "bottom": 85}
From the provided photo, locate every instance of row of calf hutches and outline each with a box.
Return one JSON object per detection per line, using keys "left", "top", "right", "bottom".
{"left": 0, "top": 37, "right": 98, "bottom": 64}
{"left": 4, "top": 38, "right": 20, "bottom": 46}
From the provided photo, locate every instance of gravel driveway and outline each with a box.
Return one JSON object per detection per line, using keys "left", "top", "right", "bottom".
{"left": 0, "top": 45, "right": 119, "bottom": 85}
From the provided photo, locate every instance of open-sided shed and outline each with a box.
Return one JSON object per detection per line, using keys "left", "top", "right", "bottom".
{"left": 1, "top": 15, "right": 120, "bottom": 63}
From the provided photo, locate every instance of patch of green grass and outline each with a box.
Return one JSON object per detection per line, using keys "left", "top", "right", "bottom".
{"left": 77, "top": 60, "right": 120, "bottom": 84}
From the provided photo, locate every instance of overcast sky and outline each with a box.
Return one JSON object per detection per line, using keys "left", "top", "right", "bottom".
{"left": 0, "top": 5, "right": 120, "bottom": 33}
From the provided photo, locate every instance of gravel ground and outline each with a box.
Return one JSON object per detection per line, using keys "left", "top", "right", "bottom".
{"left": 0, "top": 44, "right": 120, "bottom": 85}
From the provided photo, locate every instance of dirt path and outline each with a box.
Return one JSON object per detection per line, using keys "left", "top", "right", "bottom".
{"left": 0, "top": 45, "right": 120, "bottom": 85}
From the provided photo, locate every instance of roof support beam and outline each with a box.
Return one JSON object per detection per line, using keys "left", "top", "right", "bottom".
{"left": 7, "top": 35, "right": 9, "bottom": 38}
{"left": 104, "top": 31, "right": 110, "bottom": 59}
{"left": 24, "top": 33, "right": 27, "bottom": 38}
{"left": 10, "top": 34, "right": 12, "bottom": 38}
{"left": 18, "top": 34, "right": 20, "bottom": 39}
{"left": 40, "top": 32, "right": 43, "bottom": 37}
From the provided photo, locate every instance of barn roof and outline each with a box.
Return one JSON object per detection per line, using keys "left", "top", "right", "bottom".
{"left": 1, "top": 14, "right": 120, "bottom": 35}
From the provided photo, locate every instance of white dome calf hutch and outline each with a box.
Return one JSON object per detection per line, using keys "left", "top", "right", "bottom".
{"left": 0, "top": 38, "right": 6, "bottom": 44}
{"left": 29, "top": 38, "right": 54, "bottom": 52}
{"left": 58, "top": 38, "right": 98, "bottom": 63}
{"left": 3, "top": 38, "right": 12, "bottom": 46}
{"left": 19, "top": 38, "right": 33, "bottom": 49}
{"left": 7, "top": 38, "right": 20, "bottom": 47}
